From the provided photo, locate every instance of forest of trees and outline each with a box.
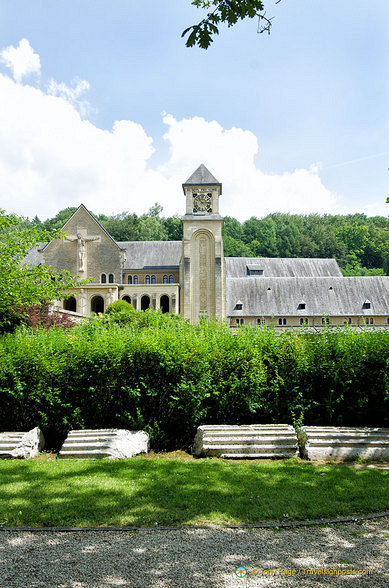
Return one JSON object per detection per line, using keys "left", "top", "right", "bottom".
{"left": 27, "top": 206, "right": 389, "bottom": 276}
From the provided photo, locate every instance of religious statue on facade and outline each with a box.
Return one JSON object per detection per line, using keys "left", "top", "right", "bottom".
{"left": 65, "top": 232, "right": 99, "bottom": 272}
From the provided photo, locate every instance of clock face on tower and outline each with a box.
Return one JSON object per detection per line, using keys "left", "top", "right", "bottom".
{"left": 193, "top": 193, "right": 212, "bottom": 213}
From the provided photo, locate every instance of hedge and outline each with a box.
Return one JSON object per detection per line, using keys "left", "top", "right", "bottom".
{"left": 0, "top": 315, "right": 388, "bottom": 449}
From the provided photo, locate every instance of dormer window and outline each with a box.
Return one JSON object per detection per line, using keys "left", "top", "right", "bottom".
{"left": 235, "top": 300, "right": 243, "bottom": 311}
{"left": 247, "top": 264, "right": 263, "bottom": 276}
{"left": 298, "top": 300, "right": 306, "bottom": 310}
{"left": 363, "top": 299, "right": 371, "bottom": 309}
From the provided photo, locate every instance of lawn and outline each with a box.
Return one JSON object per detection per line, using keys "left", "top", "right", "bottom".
{"left": 0, "top": 453, "right": 387, "bottom": 528}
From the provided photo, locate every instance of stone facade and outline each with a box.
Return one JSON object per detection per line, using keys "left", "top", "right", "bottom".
{"left": 30, "top": 164, "right": 389, "bottom": 328}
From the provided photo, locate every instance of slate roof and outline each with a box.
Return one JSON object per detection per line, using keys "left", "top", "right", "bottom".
{"left": 226, "top": 276, "right": 389, "bottom": 317}
{"left": 118, "top": 241, "right": 182, "bottom": 269}
{"left": 23, "top": 244, "right": 45, "bottom": 265}
{"left": 225, "top": 257, "right": 343, "bottom": 278}
{"left": 182, "top": 164, "right": 222, "bottom": 192}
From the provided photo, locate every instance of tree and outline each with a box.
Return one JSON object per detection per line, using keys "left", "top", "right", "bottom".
{"left": 183, "top": 0, "right": 276, "bottom": 49}
{"left": 40, "top": 207, "right": 77, "bottom": 231}
{"left": 99, "top": 211, "right": 140, "bottom": 241}
{"left": 0, "top": 210, "right": 83, "bottom": 329}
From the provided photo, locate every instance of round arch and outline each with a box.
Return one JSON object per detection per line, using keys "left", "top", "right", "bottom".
{"left": 191, "top": 228, "right": 216, "bottom": 321}
{"left": 122, "top": 295, "right": 132, "bottom": 304}
{"left": 64, "top": 296, "right": 76, "bottom": 312}
{"left": 141, "top": 295, "right": 150, "bottom": 311}
{"left": 91, "top": 295, "right": 104, "bottom": 314}
{"left": 160, "top": 295, "right": 170, "bottom": 313}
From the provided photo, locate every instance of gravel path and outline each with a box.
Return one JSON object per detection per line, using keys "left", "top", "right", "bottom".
{"left": 0, "top": 519, "right": 388, "bottom": 587}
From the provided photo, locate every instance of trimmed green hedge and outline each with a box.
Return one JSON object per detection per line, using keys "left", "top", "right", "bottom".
{"left": 0, "top": 316, "right": 388, "bottom": 449}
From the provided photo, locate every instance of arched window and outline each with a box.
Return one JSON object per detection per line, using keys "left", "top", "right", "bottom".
{"left": 91, "top": 295, "right": 104, "bottom": 314}
{"left": 122, "top": 295, "right": 131, "bottom": 304}
{"left": 145, "top": 275, "right": 150, "bottom": 284}
{"left": 169, "top": 275, "right": 174, "bottom": 284}
{"left": 163, "top": 275, "right": 168, "bottom": 284}
{"left": 101, "top": 274, "right": 106, "bottom": 283}
{"left": 134, "top": 275, "right": 138, "bottom": 284}
{"left": 128, "top": 275, "right": 132, "bottom": 284}
{"left": 160, "top": 295, "right": 169, "bottom": 313}
{"left": 109, "top": 274, "right": 114, "bottom": 283}
{"left": 64, "top": 297, "right": 76, "bottom": 312}
{"left": 151, "top": 275, "right": 156, "bottom": 284}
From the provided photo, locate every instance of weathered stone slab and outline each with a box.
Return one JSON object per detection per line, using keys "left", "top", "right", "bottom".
{"left": 0, "top": 427, "right": 45, "bottom": 459}
{"left": 192, "top": 424, "right": 298, "bottom": 459}
{"left": 302, "top": 426, "right": 389, "bottom": 461}
{"left": 58, "top": 429, "right": 150, "bottom": 459}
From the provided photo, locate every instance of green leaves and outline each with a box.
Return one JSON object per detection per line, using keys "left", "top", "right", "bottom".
{"left": 0, "top": 210, "right": 84, "bottom": 328}
{"left": 1, "top": 321, "right": 388, "bottom": 450}
{"left": 183, "top": 0, "right": 265, "bottom": 49}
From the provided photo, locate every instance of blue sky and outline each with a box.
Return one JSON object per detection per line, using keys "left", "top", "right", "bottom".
{"left": 0, "top": 0, "right": 388, "bottom": 221}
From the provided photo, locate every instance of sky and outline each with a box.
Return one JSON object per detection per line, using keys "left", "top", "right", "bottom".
{"left": 0, "top": 0, "right": 388, "bottom": 222}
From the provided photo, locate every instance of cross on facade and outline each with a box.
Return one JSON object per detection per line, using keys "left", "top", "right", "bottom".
{"left": 65, "top": 232, "right": 100, "bottom": 272}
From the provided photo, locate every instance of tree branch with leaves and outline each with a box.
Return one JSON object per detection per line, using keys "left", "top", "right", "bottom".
{"left": 0, "top": 210, "right": 85, "bottom": 330}
{"left": 182, "top": 0, "right": 278, "bottom": 48}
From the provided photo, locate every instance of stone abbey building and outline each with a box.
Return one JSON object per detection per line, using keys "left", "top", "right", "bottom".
{"left": 28, "top": 164, "right": 389, "bottom": 329}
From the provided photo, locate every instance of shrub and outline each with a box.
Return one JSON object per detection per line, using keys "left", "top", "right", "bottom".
{"left": 16, "top": 303, "right": 75, "bottom": 330}
{"left": 0, "top": 322, "right": 387, "bottom": 450}
{"left": 105, "top": 300, "right": 134, "bottom": 314}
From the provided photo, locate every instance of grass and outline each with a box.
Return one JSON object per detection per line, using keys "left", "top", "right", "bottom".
{"left": 0, "top": 453, "right": 387, "bottom": 528}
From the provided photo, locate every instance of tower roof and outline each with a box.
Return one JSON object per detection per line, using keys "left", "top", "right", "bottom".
{"left": 182, "top": 164, "right": 222, "bottom": 193}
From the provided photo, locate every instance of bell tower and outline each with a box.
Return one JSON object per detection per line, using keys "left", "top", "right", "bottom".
{"left": 180, "top": 164, "right": 226, "bottom": 323}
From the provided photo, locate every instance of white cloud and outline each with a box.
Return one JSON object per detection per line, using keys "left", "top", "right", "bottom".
{"left": 0, "top": 39, "right": 342, "bottom": 222}
{"left": 47, "top": 77, "right": 92, "bottom": 118}
{"left": 160, "top": 114, "right": 338, "bottom": 219}
{"left": 0, "top": 38, "right": 41, "bottom": 83}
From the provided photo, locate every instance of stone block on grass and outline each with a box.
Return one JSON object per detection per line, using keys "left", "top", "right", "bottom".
{"left": 192, "top": 424, "right": 298, "bottom": 459}
{"left": 302, "top": 426, "right": 389, "bottom": 461}
{"left": 58, "top": 429, "right": 150, "bottom": 459}
{"left": 0, "top": 427, "right": 45, "bottom": 459}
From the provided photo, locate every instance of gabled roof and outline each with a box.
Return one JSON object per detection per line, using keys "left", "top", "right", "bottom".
{"left": 182, "top": 164, "right": 222, "bottom": 193}
{"left": 40, "top": 204, "right": 124, "bottom": 252}
{"left": 226, "top": 276, "right": 389, "bottom": 317}
{"left": 118, "top": 241, "right": 182, "bottom": 269}
{"left": 225, "top": 257, "right": 343, "bottom": 278}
